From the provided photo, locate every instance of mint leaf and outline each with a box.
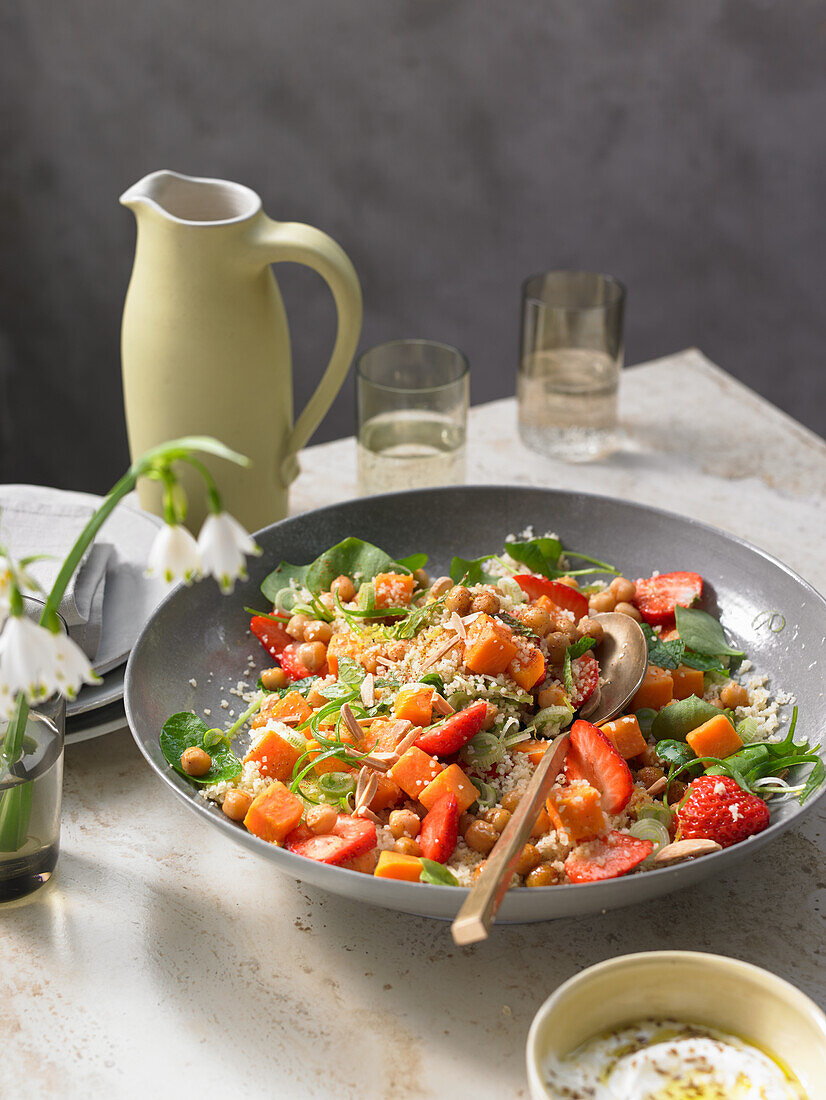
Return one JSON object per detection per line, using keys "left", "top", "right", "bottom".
{"left": 498, "top": 610, "right": 538, "bottom": 638}
{"left": 563, "top": 648, "right": 573, "bottom": 696}
{"left": 160, "top": 712, "right": 242, "bottom": 786}
{"left": 419, "top": 859, "right": 459, "bottom": 886}
{"left": 566, "top": 636, "right": 597, "bottom": 660}
{"left": 674, "top": 606, "right": 744, "bottom": 661}
{"left": 656, "top": 739, "right": 696, "bottom": 770}
{"left": 641, "top": 623, "right": 684, "bottom": 670}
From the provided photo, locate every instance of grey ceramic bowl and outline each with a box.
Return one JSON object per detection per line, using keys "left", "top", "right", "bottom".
{"left": 124, "top": 486, "right": 826, "bottom": 922}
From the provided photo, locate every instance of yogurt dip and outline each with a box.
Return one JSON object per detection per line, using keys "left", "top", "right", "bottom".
{"left": 543, "top": 1018, "right": 807, "bottom": 1099}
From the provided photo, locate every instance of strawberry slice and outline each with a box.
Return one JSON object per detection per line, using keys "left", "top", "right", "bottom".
{"left": 633, "top": 571, "right": 703, "bottom": 626}
{"left": 415, "top": 700, "right": 489, "bottom": 757}
{"left": 250, "top": 615, "right": 291, "bottom": 659}
{"left": 514, "top": 575, "right": 589, "bottom": 622}
{"left": 677, "top": 775, "right": 770, "bottom": 849}
{"left": 565, "top": 830, "right": 653, "bottom": 883}
{"left": 563, "top": 719, "right": 633, "bottom": 814}
{"left": 418, "top": 792, "right": 460, "bottom": 863}
{"left": 570, "top": 652, "right": 599, "bottom": 709}
{"left": 285, "top": 814, "right": 376, "bottom": 865}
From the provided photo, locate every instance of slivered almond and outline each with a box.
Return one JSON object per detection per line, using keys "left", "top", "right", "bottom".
{"left": 449, "top": 612, "right": 467, "bottom": 641}
{"left": 646, "top": 777, "right": 668, "bottom": 797}
{"left": 352, "top": 752, "right": 392, "bottom": 771}
{"left": 393, "top": 726, "right": 422, "bottom": 756}
{"left": 340, "top": 703, "right": 363, "bottom": 742}
{"left": 421, "top": 633, "right": 461, "bottom": 671}
{"left": 354, "top": 766, "right": 378, "bottom": 816}
{"left": 360, "top": 672, "right": 376, "bottom": 708}
{"left": 356, "top": 807, "right": 380, "bottom": 824}
{"left": 375, "top": 656, "right": 395, "bottom": 668}
{"left": 432, "top": 693, "right": 454, "bottom": 716}
{"left": 652, "top": 839, "right": 722, "bottom": 865}
{"left": 461, "top": 612, "right": 482, "bottom": 625}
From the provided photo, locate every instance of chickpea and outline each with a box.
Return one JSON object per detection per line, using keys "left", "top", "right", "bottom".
{"left": 610, "top": 576, "right": 637, "bottom": 603}
{"left": 482, "top": 806, "right": 512, "bottom": 833}
{"left": 721, "top": 682, "right": 750, "bottom": 709}
{"left": 515, "top": 842, "right": 542, "bottom": 877}
{"left": 537, "top": 684, "right": 569, "bottom": 709}
{"left": 589, "top": 590, "right": 616, "bottom": 613}
{"left": 458, "top": 811, "right": 475, "bottom": 835}
{"left": 296, "top": 641, "right": 327, "bottom": 673}
{"left": 221, "top": 789, "right": 252, "bottom": 821}
{"left": 521, "top": 605, "right": 552, "bottom": 636}
{"left": 544, "top": 631, "right": 570, "bottom": 665}
{"left": 471, "top": 590, "right": 500, "bottom": 615}
{"left": 304, "top": 620, "right": 333, "bottom": 644}
{"left": 556, "top": 576, "right": 580, "bottom": 589}
{"left": 389, "top": 808, "right": 421, "bottom": 839}
{"left": 180, "top": 746, "right": 212, "bottom": 776}
{"left": 501, "top": 791, "right": 522, "bottom": 815}
{"left": 260, "top": 666, "right": 288, "bottom": 691}
{"left": 526, "top": 862, "right": 559, "bottom": 887}
{"left": 286, "top": 613, "right": 311, "bottom": 640}
{"left": 318, "top": 592, "right": 337, "bottom": 612}
{"left": 636, "top": 766, "right": 665, "bottom": 788}
{"left": 444, "top": 585, "right": 472, "bottom": 615}
{"left": 393, "top": 836, "right": 421, "bottom": 856}
{"left": 481, "top": 702, "right": 499, "bottom": 731}
{"left": 330, "top": 574, "right": 356, "bottom": 603}
{"left": 615, "top": 601, "right": 642, "bottom": 622}
{"left": 412, "top": 568, "right": 430, "bottom": 589}
{"left": 577, "top": 616, "right": 604, "bottom": 644}
{"left": 464, "top": 819, "right": 500, "bottom": 854}
{"left": 305, "top": 804, "right": 337, "bottom": 834}
{"left": 551, "top": 613, "right": 579, "bottom": 641}
{"left": 429, "top": 576, "right": 453, "bottom": 599}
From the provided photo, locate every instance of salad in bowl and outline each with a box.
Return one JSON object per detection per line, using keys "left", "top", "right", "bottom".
{"left": 159, "top": 532, "right": 823, "bottom": 890}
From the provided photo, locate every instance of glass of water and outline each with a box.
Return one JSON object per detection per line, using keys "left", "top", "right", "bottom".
{"left": 0, "top": 598, "right": 64, "bottom": 903}
{"left": 517, "top": 271, "right": 626, "bottom": 461}
{"left": 357, "top": 339, "right": 469, "bottom": 496}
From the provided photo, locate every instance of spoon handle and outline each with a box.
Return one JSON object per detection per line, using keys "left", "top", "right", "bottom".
{"left": 451, "top": 732, "right": 570, "bottom": 946}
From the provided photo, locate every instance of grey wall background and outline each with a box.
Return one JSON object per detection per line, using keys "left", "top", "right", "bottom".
{"left": 2, "top": 0, "right": 825, "bottom": 495}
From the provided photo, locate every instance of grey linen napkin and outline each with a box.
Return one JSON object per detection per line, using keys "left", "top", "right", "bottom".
{"left": 0, "top": 490, "right": 113, "bottom": 660}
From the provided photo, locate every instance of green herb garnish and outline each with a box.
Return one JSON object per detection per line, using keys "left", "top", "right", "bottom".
{"left": 419, "top": 859, "right": 459, "bottom": 886}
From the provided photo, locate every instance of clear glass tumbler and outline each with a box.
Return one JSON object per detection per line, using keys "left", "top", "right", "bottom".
{"left": 356, "top": 339, "right": 469, "bottom": 496}
{"left": 517, "top": 271, "right": 626, "bottom": 461}
{"left": 0, "top": 598, "right": 65, "bottom": 902}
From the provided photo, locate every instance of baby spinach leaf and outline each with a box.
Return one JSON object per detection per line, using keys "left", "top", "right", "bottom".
{"left": 262, "top": 538, "right": 411, "bottom": 603}
{"left": 449, "top": 555, "right": 501, "bottom": 586}
{"left": 635, "top": 708, "right": 657, "bottom": 735}
{"left": 656, "top": 739, "right": 696, "bottom": 770}
{"left": 674, "top": 606, "right": 744, "bottom": 661}
{"left": 260, "top": 560, "right": 312, "bottom": 604}
{"left": 160, "top": 712, "right": 242, "bottom": 786}
{"left": 650, "top": 695, "right": 726, "bottom": 742}
{"left": 418, "top": 672, "right": 445, "bottom": 694}
{"left": 641, "top": 624, "right": 684, "bottom": 670}
{"left": 419, "top": 858, "right": 459, "bottom": 886}
{"left": 396, "top": 553, "right": 428, "bottom": 572}
{"left": 680, "top": 651, "right": 730, "bottom": 675}
{"left": 504, "top": 537, "right": 563, "bottom": 577}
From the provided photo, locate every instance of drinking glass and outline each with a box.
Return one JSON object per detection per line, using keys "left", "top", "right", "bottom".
{"left": 356, "top": 340, "right": 469, "bottom": 496}
{"left": 0, "top": 598, "right": 65, "bottom": 902}
{"left": 517, "top": 271, "right": 626, "bottom": 461}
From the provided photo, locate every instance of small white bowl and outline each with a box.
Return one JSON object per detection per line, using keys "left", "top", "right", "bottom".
{"left": 527, "top": 951, "right": 826, "bottom": 1099}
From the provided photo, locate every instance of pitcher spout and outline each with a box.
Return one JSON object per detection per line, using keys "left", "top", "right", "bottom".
{"left": 119, "top": 170, "right": 261, "bottom": 225}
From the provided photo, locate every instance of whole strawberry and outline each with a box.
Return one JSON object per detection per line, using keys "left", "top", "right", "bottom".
{"left": 677, "top": 775, "right": 770, "bottom": 848}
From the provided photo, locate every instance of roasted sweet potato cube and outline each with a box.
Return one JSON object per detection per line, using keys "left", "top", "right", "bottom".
{"left": 374, "top": 851, "right": 423, "bottom": 881}
{"left": 599, "top": 715, "right": 647, "bottom": 760}
{"left": 463, "top": 613, "right": 519, "bottom": 676}
{"left": 546, "top": 782, "right": 608, "bottom": 842}
{"left": 394, "top": 686, "right": 434, "bottom": 726}
{"left": 374, "top": 572, "right": 415, "bottom": 608}
{"left": 243, "top": 781, "right": 304, "bottom": 844}
{"left": 671, "top": 664, "right": 706, "bottom": 700}
{"left": 418, "top": 764, "right": 478, "bottom": 814}
{"left": 388, "top": 746, "right": 445, "bottom": 799}
{"left": 509, "top": 646, "right": 546, "bottom": 690}
{"left": 243, "top": 728, "right": 304, "bottom": 781}
{"left": 631, "top": 665, "right": 674, "bottom": 711}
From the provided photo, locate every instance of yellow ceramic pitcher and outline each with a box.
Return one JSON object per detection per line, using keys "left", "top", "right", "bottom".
{"left": 120, "top": 170, "right": 362, "bottom": 531}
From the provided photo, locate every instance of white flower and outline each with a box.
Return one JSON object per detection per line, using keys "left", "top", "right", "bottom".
{"left": 197, "top": 512, "right": 261, "bottom": 594}
{"left": 50, "top": 631, "right": 101, "bottom": 699}
{"left": 0, "top": 615, "right": 60, "bottom": 704}
{"left": 0, "top": 556, "right": 11, "bottom": 631}
{"left": 146, "top": 524, "right": 201, "bottom": 584}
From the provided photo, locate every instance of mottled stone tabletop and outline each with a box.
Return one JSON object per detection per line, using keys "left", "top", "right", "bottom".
{"left": 4, "top": 349, "right": 825, "bottom": 1099}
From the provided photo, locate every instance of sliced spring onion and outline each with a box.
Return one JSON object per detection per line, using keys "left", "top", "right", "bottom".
{"left": 634, "top": 708, "right": 657, "bottom": 735}
{"left": 463, "top": 731, "right": 505, "bottom": 768}
{"left": 636, "top": 803, "right": 673, "bottom": 827}
{"left": 629, "top": 818, "right": 671, "bottom": 853}
{"left": 735, "top": 717, "right": 763, "bottom": 744}
{"left": 318, "top": 772, "right": 356, "bottom": 799}
{"left": 752, "top": 776, "right": 805, "bottom": 799}
{"left": 503, "top": 729, "right": 531, "bottom": 748}
{"left": 534, "top": 704, "right": 573, "bottom": 732}
{"left": 280, "top": 728, "right": 307, "bottom": 752}
{"left": 497, "top": 575, "right": 527, "bottom": 605}
{"left": 469, "top": 777, "right": 497, "bottom": 808}
{"left": 358, "top": 581, "right": 376, "bottom": 612}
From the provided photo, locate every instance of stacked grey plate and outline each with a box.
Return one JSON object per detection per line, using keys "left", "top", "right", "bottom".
{"left": 0, "top": 487, "right": 171, "bottom": 745}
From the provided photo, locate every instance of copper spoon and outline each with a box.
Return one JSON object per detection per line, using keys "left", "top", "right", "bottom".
{"left": 451, "top": 612, "right": 648, "bottom": 946}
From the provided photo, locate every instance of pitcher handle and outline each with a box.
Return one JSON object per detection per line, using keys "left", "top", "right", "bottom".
{"left": 252, "top": 216, "right": 363, "bottom": 485}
